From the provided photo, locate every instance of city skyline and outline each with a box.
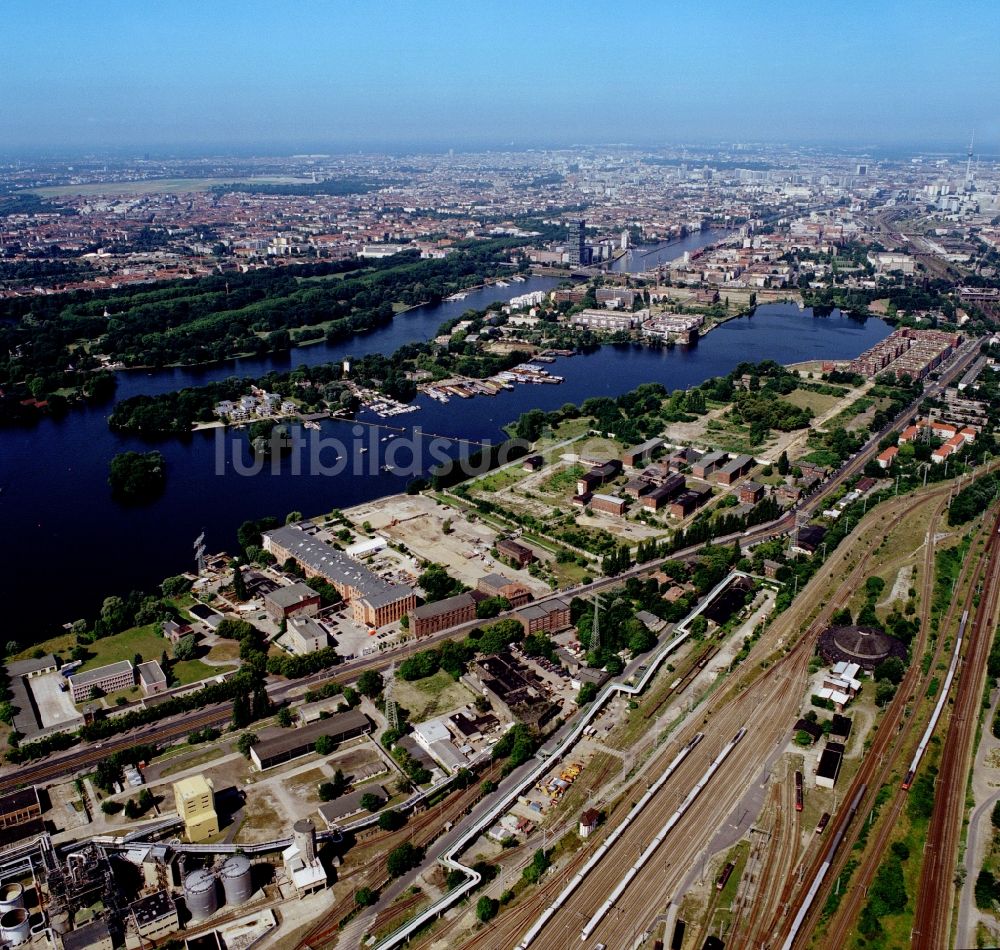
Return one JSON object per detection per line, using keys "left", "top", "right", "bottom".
{"left": 4, "top": 0, "right": 999, "bottom": 152}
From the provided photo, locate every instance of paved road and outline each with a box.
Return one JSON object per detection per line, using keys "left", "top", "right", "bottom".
{"left": 0, "top": 340, "right": 979, "bottom": 798}
{"left": 957, "top": 784, "right": 1000, "bottom": 946}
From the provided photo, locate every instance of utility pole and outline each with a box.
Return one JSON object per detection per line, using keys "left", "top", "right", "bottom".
{"left": 384, "top": 662, "right": 399, "bottom": 732}
{"left": 591, "top": 594, "right": 601, "bottom": 655}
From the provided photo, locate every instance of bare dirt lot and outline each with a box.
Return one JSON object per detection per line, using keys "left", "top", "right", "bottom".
{"left": 344, "top": 493, "right": 546, "bottom": 592}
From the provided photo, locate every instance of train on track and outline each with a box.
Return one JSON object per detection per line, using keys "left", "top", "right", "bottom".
{"left": 902, "top": 609, "right": 967, "bottom": 791}
{"left": 794, "top": 770, "right": 804, "bottom": 812}
{"left": 780, "top": 783, "right": 867, "bottom": 950}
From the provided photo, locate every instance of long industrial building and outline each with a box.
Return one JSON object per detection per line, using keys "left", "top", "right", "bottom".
{"left": 249, "top": 709, "right": 371, "bottom": 771}
{"left": 263, "top": 524, "right": 415, "bottom": 628}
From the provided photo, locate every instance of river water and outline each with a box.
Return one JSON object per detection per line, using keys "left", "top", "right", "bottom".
{"left": 1, "top": 264, "right": 890, "bottom": 635}
{"left": 611, "top": 228, "right": 729, "bottom": 272}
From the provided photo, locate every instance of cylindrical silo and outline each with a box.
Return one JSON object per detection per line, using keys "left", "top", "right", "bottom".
{"left": 183, "top": 868, "right": 219, "bottom": 921}
{"left": 293, "top": 819, "right": 316, "bottom": 862}
{"left": 0, "top": 883, "right": 24, "bottom": 914}
{"left": 219, "top": 853, "right": 253, "bottom": 905}
{"left": 0, "top": 908, "right": 30, "bottom": 946}
{"left": 49, "top": 910, "right": 70, "bottom": 936}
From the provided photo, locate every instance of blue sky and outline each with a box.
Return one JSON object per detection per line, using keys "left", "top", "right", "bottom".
{"left": 3, "top": 0, "right": 998, "bottom": 153}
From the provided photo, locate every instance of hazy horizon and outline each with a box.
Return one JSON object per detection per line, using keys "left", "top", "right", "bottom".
{"left": 3, "top": 0, "right": 999, "bottom": 153}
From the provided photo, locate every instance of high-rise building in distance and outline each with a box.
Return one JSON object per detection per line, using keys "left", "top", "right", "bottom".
{"left": 568, "top": 219, "right": 585, "bottom": 266}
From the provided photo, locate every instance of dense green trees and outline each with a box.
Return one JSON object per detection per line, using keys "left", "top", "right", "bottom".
{"left": 476, "top": 896, "right": 499, "bottom": 922}
{"left": 492, "top": 723, "right": 538, "bottom": 768}
{"left": 386, "top": 843, "right": 422, "bottom": 877}
{"left": 356, "top": 670, "right": 384, "bottom": 698}
{"left": 521, "top": 848, "right": 551, "bottom": 885}
{"left": 108, "top": 451, "right": 166, "bottom": 501}
{"left": 418, "top": 564, "right": 466, "bottom": 602}
{"left": 355, "top": 886, "right": 378, "bottom": 907}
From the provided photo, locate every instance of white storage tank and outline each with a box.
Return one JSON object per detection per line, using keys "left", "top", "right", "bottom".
{"left": 183, "top": 868, "right": 219, "bottom": 921}
{"left": 0, "top": 883, "right": 24, "bottom": 914}
{"left": 0, "top": 908, "right": 29, "bottom": 946}
{"left": 219, "top": 853, "right": 253, "bottom": 905}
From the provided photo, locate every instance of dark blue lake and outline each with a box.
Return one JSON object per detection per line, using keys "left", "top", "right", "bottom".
{"left": 0, "top": 280, "right": 890, "bottom": 637}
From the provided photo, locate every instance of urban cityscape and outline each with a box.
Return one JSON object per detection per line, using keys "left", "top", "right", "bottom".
{"left": 1, "top": 3, "right": 1000, "bottom": 950}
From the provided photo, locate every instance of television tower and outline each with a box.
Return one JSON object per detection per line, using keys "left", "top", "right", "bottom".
{"left": 965, "top": 130, "right": 975, "bottom": 191}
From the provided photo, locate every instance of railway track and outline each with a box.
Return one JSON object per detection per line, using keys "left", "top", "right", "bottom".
{"left": 729, "top": 764, "right": 799, "bottom": 944}
{"left": 295, "top": 780, "right": 486, "bottom": 949}
{"left": 523, "top": 489, "right": 946, "bottom": 948}
{"left": 730, "top": 486, "right": 954, "bottom": 947}
{"left": 771, "top": 494, "right": 996, "bottom": 949}
{"left": 643, "top": 643, "right": 719, "bottom": 721}
{"left": 1, "top": 344, "right": 978, "bottom": 799}
{"left": 809, "top": 504, "right": 984, "bottom": 949}
{"left": 912, "top": 504, "right": 1000, "bottom": 949}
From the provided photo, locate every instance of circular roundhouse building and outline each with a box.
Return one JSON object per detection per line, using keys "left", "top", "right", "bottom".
{"left": 818, "top": 625, "right": 906, "bottom": 672}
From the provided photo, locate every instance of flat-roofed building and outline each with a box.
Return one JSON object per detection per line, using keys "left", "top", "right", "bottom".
{"left": 623, "top": 438, "right": 664, "bottom": 466}
{"left": 410, "top": 592, "right": 477, "bottom": 637}
{"left": 6, "top": 655, "right": 57, "bottom": 679}
{"left": 516, "top": 599, "right": 571, "bottom": 635}
{"left": 68, "top": 660, "right": 135, "bottom": 702}
{"left": 641, "top": 475, "right": 686, "bottom": 510}
{"left": 0, "top": 787, "right": 43, "bottom": 847}
{"left": 127, "top": 890, "right": 179, "bottom": 948}
{"left": 668, "top": 487, "right": 712, "bottom": 519}
{"left": 815, "top": 741, "right": 845, "bottom": 789}
{"left": 263, "top": 582, "right": 321, "bottom": 622}
{"left": 284, "top": 616, "right": 328, "bottom": 655}
{"left": 571, "top": 309, "right": 638, "bottom": 331}
{"left": 590, "top": 493, "right": 626, "bottom": 516}
{"left": 739, "top": 481, "right": 765, "bottom": 505}
{"left": 317, "top": 784, "right": 388, "bottom": 828}
{"left": 250, "top": 710, "right": 370, "bottom": 771}
{"left": 137, "top": 660, "right": 167, "bottom": 696}
{"left": 624, "top": 476, "right": 653, "bottom": 498}
{"left": 691, "top": 451, "right": 727, "bottom": 479}
{"left": 467, "top": 654, "right": 557, "bottom": 729}
{"left": 62, "top": 920, "right": 114, "bottom": 950}
{"left": 173, "top": 775, "right": 218, "bottom": 843}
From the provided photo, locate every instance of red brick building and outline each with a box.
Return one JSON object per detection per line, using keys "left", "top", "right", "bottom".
{"left": 410, "top": 592, "right": 477, "bottom": 637}
{"left": 516, "top": 599, "right": 571, "bottom": 635}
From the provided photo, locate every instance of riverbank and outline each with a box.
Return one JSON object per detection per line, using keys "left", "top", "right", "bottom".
{"left": 1, "top": 294, "right": 891, "bottom": 633}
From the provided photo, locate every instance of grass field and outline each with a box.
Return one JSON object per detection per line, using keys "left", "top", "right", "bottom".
{"left": 470, "top": 466, "right": 527, "bottom": 493}
{"left": 784, "top": 388, "right": 842, "bottom": 415}
{"left": 539, "top": 463, "right": 584, "bottom": 494}
{"left": 174, "top": 659, "right": 230, "bottom": 685}
{"left": 159, "top": 747, "right": 225, "bottom": 778}
{"left": 13, "top": 622, "right": 234, "bottom": 688}
{"left": 392, "top": 671, "right": 474, "bottom": 723}
{"left": 206, "top": 641, "right": 241, "bottom": 663}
